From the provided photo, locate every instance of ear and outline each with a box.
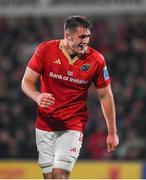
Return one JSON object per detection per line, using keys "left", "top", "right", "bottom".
{"left": 65, "top": 32, "right": 71, "bottom": 40}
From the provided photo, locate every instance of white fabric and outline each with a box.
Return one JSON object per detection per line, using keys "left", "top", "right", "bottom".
{"left": 36, "top": 128, "right": 83, "bottom": 173}
{"left": 53, "top": 154, "right": 76, "bottom": 171}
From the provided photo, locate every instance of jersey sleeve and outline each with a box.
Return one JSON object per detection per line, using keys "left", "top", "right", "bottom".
{"left": 27, "top": 43, "right": 46, "bottom": 74}
{"left": 93, "top": 55, "right": 111, "bottom": 89}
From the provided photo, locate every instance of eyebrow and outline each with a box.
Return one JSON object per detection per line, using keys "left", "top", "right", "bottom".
{"left": 78, "top": 34, "right": 91, "bottom": 39}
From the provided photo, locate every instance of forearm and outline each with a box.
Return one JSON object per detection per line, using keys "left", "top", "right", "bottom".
{"left": 97, "top": 85, "right": 119, "bottom": 151}
{"left": 100, "top": 93, "right": 117, "bottom": 135}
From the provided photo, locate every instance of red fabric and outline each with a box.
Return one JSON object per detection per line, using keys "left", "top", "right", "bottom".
{"left": 28, "top": 40, "right": 110, "bottom": 132}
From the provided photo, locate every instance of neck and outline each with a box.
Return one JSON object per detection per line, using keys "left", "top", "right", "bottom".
{"left": 62, "top": 39, "right": 75, "bottom": 56}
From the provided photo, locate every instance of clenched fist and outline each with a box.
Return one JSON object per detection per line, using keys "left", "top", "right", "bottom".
{"left": 34, "top": 93, "right": 55, "bottom": 108}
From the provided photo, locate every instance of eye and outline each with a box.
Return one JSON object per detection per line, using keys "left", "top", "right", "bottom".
{"left": 79, "top": 34, "right": 91, "bottom": 39}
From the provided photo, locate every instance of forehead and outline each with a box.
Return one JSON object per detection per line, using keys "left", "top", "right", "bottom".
{"left": 73, "top": 26, "right": 91, "bottom": 35}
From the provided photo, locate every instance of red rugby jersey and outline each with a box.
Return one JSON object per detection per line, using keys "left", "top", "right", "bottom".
{"left": 28, "top": 40, "right": 110, "bottom": 132}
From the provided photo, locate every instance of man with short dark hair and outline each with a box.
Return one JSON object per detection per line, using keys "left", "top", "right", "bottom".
{"left": 21, "top": 15, "right": 119, "bottom": 179}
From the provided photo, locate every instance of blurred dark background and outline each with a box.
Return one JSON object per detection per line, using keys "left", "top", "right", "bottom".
{"left": 0, "top": 13, "right": 146, "bottom": 160}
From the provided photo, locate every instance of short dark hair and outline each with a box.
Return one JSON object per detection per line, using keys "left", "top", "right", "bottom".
{"left": 64, "top": 15, "right": 92, "bottom": 32}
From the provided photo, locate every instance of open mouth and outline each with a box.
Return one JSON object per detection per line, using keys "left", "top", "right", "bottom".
{"left": 79, "top": 44, "right": 87, "bottom": 50}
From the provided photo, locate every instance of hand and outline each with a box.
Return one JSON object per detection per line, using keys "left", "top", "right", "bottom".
{"left": 106, "top": 133, "right": 119, "bottom": 152}
{"left": 34, "top": 93, "right": 55, "bottom": 108}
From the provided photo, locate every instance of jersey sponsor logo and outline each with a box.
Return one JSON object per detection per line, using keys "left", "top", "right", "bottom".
{"left": 103, "top": 66, "right": 109, "bottom": 80}
{"left": 54, "top": 59, "right": 61, "bottom": 64}
{"left": 49, "top": 72, "right": 88, "bottom": 84}
{"left": 80, "top": 64, "right": 90, "bottom": 71}
{"left": 67, "top": 70, "right": 73, "bottom": 76}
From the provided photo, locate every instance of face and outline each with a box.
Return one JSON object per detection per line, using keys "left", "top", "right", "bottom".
{"left": 65, "top": 26, "right": 91, "bottom": 55}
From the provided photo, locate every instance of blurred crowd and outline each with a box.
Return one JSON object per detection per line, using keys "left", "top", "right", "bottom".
{"left": 0, "top": 15, "right": 146, "bottom": 160}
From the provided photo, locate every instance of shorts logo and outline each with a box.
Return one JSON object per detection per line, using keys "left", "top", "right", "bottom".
{"left": 80, "top": 64, "right": 90, "bottom": 71}
{"left": 79, "top": 133, "right": 83, "bottom": 142}
{"left": 70, "top": 147, "right": 77, "bottom": 152}
{"left": 103, "top": 66, "right": 109, "bottom": 80}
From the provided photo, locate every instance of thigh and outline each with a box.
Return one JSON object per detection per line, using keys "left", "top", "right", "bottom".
{"left": 55, "top": 130, "right": 83, "bottom": 157}
{"left": 36, "top": 128, "right": 55, "bottom": 166}
{"left": 53, "top": 130, "right": 83, "bottom": 171}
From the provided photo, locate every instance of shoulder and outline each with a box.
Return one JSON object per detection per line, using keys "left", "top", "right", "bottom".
{"left": 88, "top": 46, "right": 105, "bottom": 65}
{"left": 36, "top": 40, "right": 60, "bottom": 52}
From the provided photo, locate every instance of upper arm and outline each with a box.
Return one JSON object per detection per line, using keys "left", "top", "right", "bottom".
{"left": 96, "top": 84, "right": 113, "bottom": 99}
{"left": 93, "top": 55, "right": 110, "bottom": 89}
{"left": 22, "top": 66, "right": 40, "bottom": 84}
{"left": 27, "top": 42, "right": 46, "bottom": 74}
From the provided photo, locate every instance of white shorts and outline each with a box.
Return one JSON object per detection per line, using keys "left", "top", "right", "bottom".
{"left": 36, "top": 128, "right": 83, "bottom": 173}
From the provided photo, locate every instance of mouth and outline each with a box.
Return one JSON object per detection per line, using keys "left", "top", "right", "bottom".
{"left": 78, "top": 44, "right": 87, "bottom": 51}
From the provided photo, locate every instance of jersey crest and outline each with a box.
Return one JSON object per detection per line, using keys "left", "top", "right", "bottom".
{"left": 80, "top": 64, "right": 90, "bottom": 71}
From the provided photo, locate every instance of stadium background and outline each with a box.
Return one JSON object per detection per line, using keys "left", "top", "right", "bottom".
{"left": 0, "top": 0, "right": 146, "bottom": 179}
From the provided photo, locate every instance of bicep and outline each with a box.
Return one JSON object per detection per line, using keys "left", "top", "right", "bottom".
{"left": 96, "top": 84, "right": 113, "bottom": 99}
{"left": 22, "top": 66, "right": 40, "bottom": 84}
